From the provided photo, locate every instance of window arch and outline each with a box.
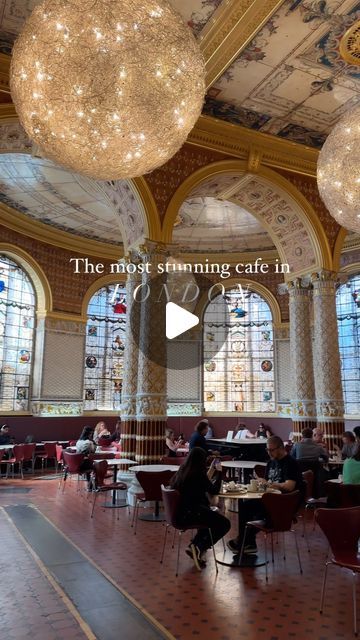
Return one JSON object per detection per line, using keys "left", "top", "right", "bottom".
{"left": 84, "top": 283, "right": 127, "bottom": 411}
{"left": 0, "top": 254, "right": 36, "bottom": 411}
{"left": 203, "top": 287, "right": 274, "bottom": 412}
{"left": 336, "top": 273, "right": 360, "bottom": 415}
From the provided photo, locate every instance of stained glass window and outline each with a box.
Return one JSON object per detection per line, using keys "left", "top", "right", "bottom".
{"left": 84, "top": 284, "right": 127, "bottom": 411}
{"left": 0, "top": 255, "right": 36, "bottom": 411}
{"left": 203, "top": 287, "right": 275, "bottom": 412}
{"left": 336, "top": 274, "right": 360, "bottom": 415}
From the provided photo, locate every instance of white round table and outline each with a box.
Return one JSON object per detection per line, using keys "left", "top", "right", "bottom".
{"left": 129, "top": 464, "right": 179, "bottom": 521}
{"left": 100, "top": 458, "right": 136, "bottom": 508}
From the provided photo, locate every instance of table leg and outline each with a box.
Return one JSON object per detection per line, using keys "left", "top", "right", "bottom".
{"left": 103, "top": 464, "right": 128, "bottom": 509}
{"left": 138, "top": 500, "right": 165, "bottom": 522}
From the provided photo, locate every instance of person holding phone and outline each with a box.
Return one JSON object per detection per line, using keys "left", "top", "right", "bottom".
{"left": 171, "top": 447, "right": 230, "bottom": 570}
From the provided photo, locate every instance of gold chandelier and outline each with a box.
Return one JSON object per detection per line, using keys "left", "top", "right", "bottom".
{"left": 10, "top": 0, "right": 205, "bottom": 180}
{"left": 317, "top": 22, "right": 360, "bottom": 233}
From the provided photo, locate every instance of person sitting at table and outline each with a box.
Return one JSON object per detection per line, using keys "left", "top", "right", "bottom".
{"left": 204, "top": 422, "right": 214, "bottom": 440}
{"left": 234, "top": 423, "right": 255, "bottom": 440}
{"left": 189, "top": 420, "right": 211, "bottom": 453}
{"left": 0, "top": 424, "right": 12, "bottom": 445}
{"left": 334, "top": 431, "right": 358, "bottom": 460}
{"left": 110, "top": 420, "right": 121, "bottom": 444}
{"left": 227, "top": 436, "right": 305, "bottom": 554}
{"left": 343, "top": 448, "right": 360, "bottom": 484}
{"left": 255, "top": 423, "right": 272, "bottom": 439}
{"left": 312, "top": 427, "right": 328, "bottom": 450}
{"left": 165, "top": 428, "right": 181, "bottom": 457}
{"left": 76, "top": 426, "right": 96, "bottom": 490}
{"left": 93, "top": 421, "right": 109, "bottom": 444}
{"left": 291, "top": 428, "right": 328, "bottom": 462}
{"left": 171, "top": 447, "right": 231, "bottom": 570}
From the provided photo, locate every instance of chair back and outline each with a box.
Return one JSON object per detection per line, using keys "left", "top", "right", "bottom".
{"left": 160, "top": 456, "right": 186, "bottom": 466}
{"left": 136, "top": 470, "right": 176, "bottom": 502}
{"left": 43, "top": 442, "right": 57, "bottom": 457}
{"left": 0, "top": 449, "right": 4, "bottom": 462}
{"left": 13, "top": 444, "right": 24, "bottom": 463}
{"left": 302, "top": 469, "right": 314, "bottom": 499}
{"left": 315, "top": 507, "right": 360, "bottom": 558}
{"left": 93, "top": 460, "right": 109, "bottom": 488}
{"left": 254, "top": 464, "right": 266, "bottom": 479}
{"left": 161, "top": 484, "right": 182, "bottom": 528}
{"left": 262, "top": 490, "right": 300, "bottom": 531}
{"left": 62, "top": 451, "right": 84, "bottom": 474}
{"left": 22, "top": 443, "right": 36, "bottom": 461}
{"left": 340, "top": 484, "right": 360, "bottom": 507}
{"left": 55, "top": 444, "right": 63, "bottom": 464}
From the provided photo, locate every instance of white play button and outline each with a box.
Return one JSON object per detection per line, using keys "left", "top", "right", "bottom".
{"left": 166, "top": 302, "right": 199, "bottom": 340}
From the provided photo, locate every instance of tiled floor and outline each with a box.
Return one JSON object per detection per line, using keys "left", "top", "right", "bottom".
{"left": 0, "top": 475, "right": 356, "bottom": 640}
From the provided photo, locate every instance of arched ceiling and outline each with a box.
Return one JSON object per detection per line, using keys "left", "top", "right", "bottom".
{"left": 174, "top": 196, "right": 275, "bottom": 253}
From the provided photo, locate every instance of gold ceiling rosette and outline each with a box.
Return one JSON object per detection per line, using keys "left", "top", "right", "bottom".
{"left": 10, "top": 0, "right": 205, "bottom": 180}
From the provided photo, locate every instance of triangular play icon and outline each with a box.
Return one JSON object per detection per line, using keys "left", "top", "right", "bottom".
{"left": 166, "top": 302, "right": 199, "bottom": 340}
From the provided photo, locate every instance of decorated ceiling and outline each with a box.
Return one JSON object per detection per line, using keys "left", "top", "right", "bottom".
{"left": 204, "top": 0, "right": 360, "bottom": 148}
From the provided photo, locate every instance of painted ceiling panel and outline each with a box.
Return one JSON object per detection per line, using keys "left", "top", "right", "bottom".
{"left": 204, "top": 0, "right": 360, "bottom": 148}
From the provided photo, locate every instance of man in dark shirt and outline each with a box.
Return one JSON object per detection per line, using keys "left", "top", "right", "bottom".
{"left": 227, "top": 435, "right": 305, "bottom": 554}
{"left": 189, "top": 420, "right": 210, "bottom": 453}
{"left": 0, "top": 424, "right": 12, "bottom": 445}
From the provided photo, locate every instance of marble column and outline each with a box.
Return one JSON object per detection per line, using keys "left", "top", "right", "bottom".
{"left": 135, "top": 244, "right": 167, "bottom": 462}
{"left": 288, "top": 278, "right": 317, "bottom": 440}
{"left": 312, "top": 271, "right": 344, "bottom": 450}
{"left": 120, "top": 264, "right": 142, "bottom": 460}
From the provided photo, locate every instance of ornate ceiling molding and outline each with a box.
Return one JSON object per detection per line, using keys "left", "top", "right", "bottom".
{"left": 189, "top": 115, "right": 318, "bottom": 177}
{"left": 199, "top": 0, "right": 285, "bottom": 88}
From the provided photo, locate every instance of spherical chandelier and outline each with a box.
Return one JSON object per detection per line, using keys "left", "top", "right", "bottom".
{"left": 10, "top": 0, "right": 205, "bottom": 180}
{"left": 317, "top": 105, "right": 360, "bottom": 233}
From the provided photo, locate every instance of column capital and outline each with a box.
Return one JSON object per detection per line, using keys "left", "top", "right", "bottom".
{"left": 311, "top": 269, "right": 338, "bottom": 284}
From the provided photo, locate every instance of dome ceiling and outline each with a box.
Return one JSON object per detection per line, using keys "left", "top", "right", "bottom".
{"left": 174, "top": 196, "right": 275, "bottom": 253}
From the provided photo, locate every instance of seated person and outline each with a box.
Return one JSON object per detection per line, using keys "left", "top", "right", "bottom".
{"left": 204, "top": 423, "right": 214, "bottom": 440}
{"left": 189, "top": 420, "right": 210, "bottom": 453}
{"left": 343, "top": 449, "right": 360, "bottom": 484}
{"left": 234, "top": 423, "right": 255, "bottom": 440}
{"left": 0, "top": 424, "right": 13, "bottom": 445}
{"left": 93, "top": 420, "right": 109, "bottom": 444}
{"left": 165, "top": 428, "right": 181, "bottom": 457}
{"left": 228, "top": 436, "right": 305, "bottom": 554}
{"left": 75, "top": 426, "right": 96, "bottom": 489}
{"left": 312, "top": 428, "right": 328, "bottom": 450}
{"left": 171, "top": 447, "right": 230, "bottom": 569}
{"left": 110, "top": 420, "right": 121, "bottom": 443}
{"left": 255, "top": 423, "right": 272, "bottom": 439}
{"left": 334, "top": 431, "right": 358, "bottom": 460}
{"left": 291, "top": 428, "right": 328, "bottom": 462}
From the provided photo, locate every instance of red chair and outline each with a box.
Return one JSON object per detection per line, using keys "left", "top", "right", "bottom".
{"left": 69, "top": 440, "right": 77, "bottom": 446}
{"left": 3, "top": 445, "right": 25, "bottom": 479}
{"left": 239, "top": 490, "right": 302, "bottom": 582}
{"left": 55, "top": 444, "right": 64, "bottom": 474}
{"left": 22, "top": 443, "right": 36, "bottom": 474}
{"left": 315, "top": 507, "right": 360, "bottom": 635}
{"left": 160, "top": 484, "right": 218, "bottom": 576}
{"left": 60, "top": 451, "right": 85, "bottom": 491}
{"left": 90, "top": 460, "right": 127, "bottom": 518}
{"left": 132, "top": 470, "right": 176, "bottom": 534}
{"left": 300, "top": 469, "right": 314, "bottom": 543}
{"left": 160, "top": 456, "right": 187, "bottom": 466}
{"left": 35, "top": 442, "right": 57, "bottom": 473}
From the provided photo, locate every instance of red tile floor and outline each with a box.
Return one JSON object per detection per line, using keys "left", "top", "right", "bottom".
{"left": 0, "top": 474, "right": 356, "bottom": 640}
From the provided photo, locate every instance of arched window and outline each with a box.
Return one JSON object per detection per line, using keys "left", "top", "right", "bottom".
{"left": 0, "top": 254, "right": 36, "bottom": 411}
{"left": 203, "top": 287, "right": 274, "bottom": 412}
{"left": 336, "top": 273, "right": 360, "bottom": 415}
{"left": 84, "top": 284, "right": 127, "bottom": 411}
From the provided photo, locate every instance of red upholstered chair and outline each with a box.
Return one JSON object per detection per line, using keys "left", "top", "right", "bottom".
{"left": 35, "top": 442, "right": 57, "bottom": 472}
{"left": 132, "top": 470, "right": 176, "bottom": 534}
{"left": 160, "top": 485, "right": 218, "bottom": 576}
{"left": 60, "top": 451, "right": 85, "bottom": 491}
{"left": 55, "top": 444, "right": 64, "bottom": 474}
{"left": 90, "top": 460, "right": 127, "bottom": 518}
{"left": 239, "top": 490, "right": 303, "bottom": 582}
{"left": 22, "top": 443, "right": 36, "bottom": 474}
{"left": 160, "top": 456, "right": 187, "bottom": 466}
{"left": 3, "top": 445, "right": 25, "bottom": 479}
{"left": 315, "top": 507, "right": 360, "bottom": 635}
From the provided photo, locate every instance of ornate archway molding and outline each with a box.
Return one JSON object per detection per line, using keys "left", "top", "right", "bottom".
{"left": 0, "top": 243, "right": 52, "bottom": 313}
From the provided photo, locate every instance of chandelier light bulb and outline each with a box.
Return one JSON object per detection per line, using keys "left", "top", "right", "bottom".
{"left": 10, "top": 0, "right": 205, "bottom": 180}
{"left": 317, "top": 104, "right": 360, "bottom": 233}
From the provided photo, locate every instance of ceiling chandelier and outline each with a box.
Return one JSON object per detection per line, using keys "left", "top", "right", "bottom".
{"left": 10, "top": 0, "right": 205, "bottom": 180}
{"left": 317, "top": 22, "right": 360, "bottom": 233}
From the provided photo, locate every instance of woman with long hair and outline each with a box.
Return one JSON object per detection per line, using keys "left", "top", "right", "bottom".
{"left": 171, "top": 447, "right": 230, "bottom": 570}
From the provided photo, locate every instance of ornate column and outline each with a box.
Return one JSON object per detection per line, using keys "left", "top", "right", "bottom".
{"left": 136, "top": 243, "right": 167, "bottom": 462}
{"left": 120, "top": 259, "right": 142, "bottom": 460}
{"left": 288, "top": 278, "right": 317, "bottom": 439}
{"left": 312, "top": 270, "right": 344, "bottom": 449}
